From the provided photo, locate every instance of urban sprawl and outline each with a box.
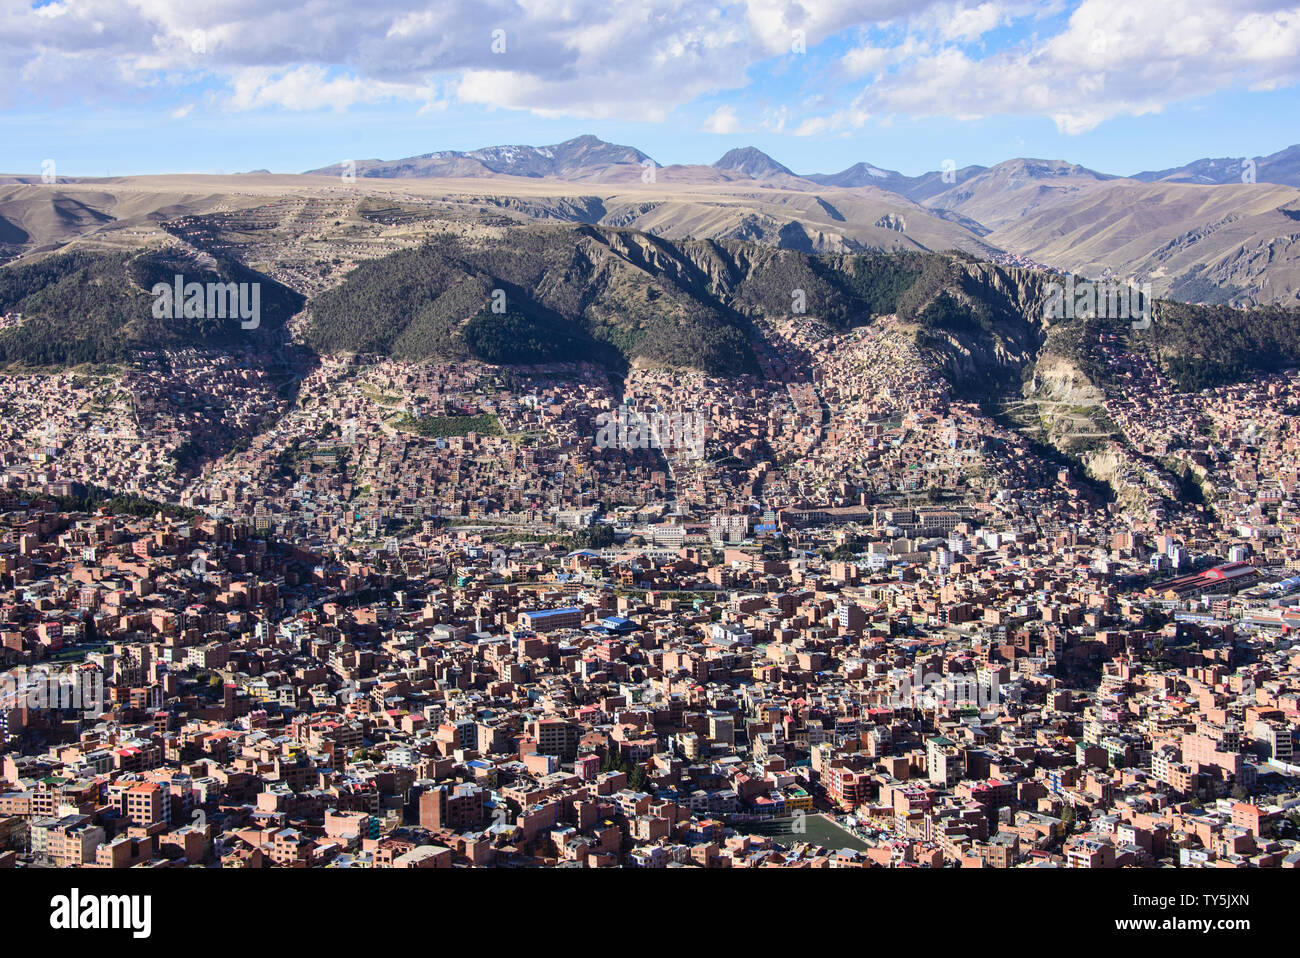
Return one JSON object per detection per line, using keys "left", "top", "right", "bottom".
{"left": 1, "top": 315, "right": 1299, "bottom": 870}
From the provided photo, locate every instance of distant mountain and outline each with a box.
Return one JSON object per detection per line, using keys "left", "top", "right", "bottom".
{"left": 307, "top": 135, "right": 1300, "bottom": 198}
{"left": 988, "top": 178, "right": 1300, "bottom": 306}
{"left": 895, "top": 166, "right": 991, "bottom": 204}
{"left": 712, "top": 147, "right": 795, "bottom": 179}
{"left": 1132, "top": 143, "right": 1300, "bottom": 187}
{"left": 806, "top": 161, "right": 911, "bottom": 191}
{"left": 806, "top": 162, "right": 996, "bottom": 206}
{"left": 914, "top": 158, "right": 1115, "bottom": 230}
{"left": 306, "top": 134, "right": 654, "bottom": 181}
{"left": 1133, "top": 155, "right": 1259, "bottom": 185}
{"left": 6, "top": 136, "right": 1299, "bottom": 319}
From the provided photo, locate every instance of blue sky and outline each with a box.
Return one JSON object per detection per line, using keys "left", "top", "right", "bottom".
{"left": 4, "top": 0, "right": 1299, "bottom": 178}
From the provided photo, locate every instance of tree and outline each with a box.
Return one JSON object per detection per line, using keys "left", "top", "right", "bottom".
{"left": 628, "top": 763, "right": 647, "bottom": 792}
{"left": 572, "top": 524, "right": 615, "bottom": 550}
{"left": 1150, "top": 636, "right": 1166, "bottom": 665}
{"left": 826, "top": 539, "right": 861, "bottom": 561}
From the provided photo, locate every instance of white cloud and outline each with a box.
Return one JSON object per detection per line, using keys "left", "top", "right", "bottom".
{"left": 792, "top": 105, "right": 871, "bottom": 136}
{"left": 820, "top": 0, "right": 1300, "bottom": 134}
{"left": 741, "top": 0, "right": 921, "bottom": 55}
{"left": 702, "top": 105, "right": 747, "bottom": 133}
{"left": 842, "top": 44, "right": 895, "bottom": 76}
{"left": 761, "top": 105, "right": 789, "bottom": 132}
{"left": 0, "top": 0, "right": 929, "bottom": 116}
{"left": 0, "top": 0, "right": 1295, "bottom": 136}
{"left": 227, "top": 65, "right": 439, "bottom": 113}
{"left": 940, "top": 2, "right": 1006, "bottom": 41}
{"left": 841, "top": 35, "right": 931, "bottom": 76}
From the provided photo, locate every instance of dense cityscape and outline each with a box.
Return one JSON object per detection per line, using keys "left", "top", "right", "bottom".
{"left": 2, "top": 304, "right": 1298, "bottom": 871}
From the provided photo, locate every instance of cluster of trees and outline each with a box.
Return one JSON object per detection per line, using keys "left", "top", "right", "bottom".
{"left": 395, "top": 412, "right": 503, "bottom": 438}
{"left": 918, "top": 290, "right": 983, "bottom": 332}
{"left": 1137, "top": 300, "right": 1300, "bottom": 391}
{"left": 761, "top": 536, "right": 792, "bottom": 560}
{"left": 845, "top": 252, "right": 926, "bottom": 319}
{"left": 602, "top": 745, "right": 649, "bottom": 790}
{"left": 823, "top": 539, "right": 862, "bottom": 561}
{"left": 0, "top": 248, "right": 301, "bottom": 368}
{"left": 17, "top": 485, "right": 199, "bottom": 519}
{"left": 718, "top": 245, "right": 932, "bottom": 330}
{"left": 461, "top": 308, "right": 610, "bottom": 366}
{"left": 630, "top": 312, "right": 753, "bottom": 375}
{"left": 129, "top": 251, "right": 304, "bottom": 339}
{"left": 305, "top": 240, "right": 475, "bottom": 358}
{"left": 0, "top": 251, "right": 143, "bottom": 366}
{"left": 570, "top": 524, "right": 616, "bottom": 549}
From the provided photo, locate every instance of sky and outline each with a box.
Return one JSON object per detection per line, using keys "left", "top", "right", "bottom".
{"left": 3, "top": 0, "right": 1299, "bottom": 178}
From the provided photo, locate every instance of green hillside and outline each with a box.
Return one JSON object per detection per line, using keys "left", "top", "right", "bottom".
{"left": 1134, "top": 300, "right": 1300, "bottom": 391}
{"left": 0, "top": 248, "right": 304, "bottom": 368}
{"left": 304, "top": 227, "right": 754, "bottom": 374}
{"left": 4, "top": 223, "right": 1298, "bottom": 397}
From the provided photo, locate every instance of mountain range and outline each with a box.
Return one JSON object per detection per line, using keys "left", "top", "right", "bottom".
{"left": 2, "top": 162, "right": 1299, "bottom": 495}
{"left": 1, "top": 136, "right": 1297, "bottom": 316}
{"left": 305, "top": 135, "right": 1300, "bottom": 191}
{"left": 298, "top": 136, "right": 1300, "bottom": 308}
{"left": 307, "top": 134, "right": 654, "bottom": 182}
